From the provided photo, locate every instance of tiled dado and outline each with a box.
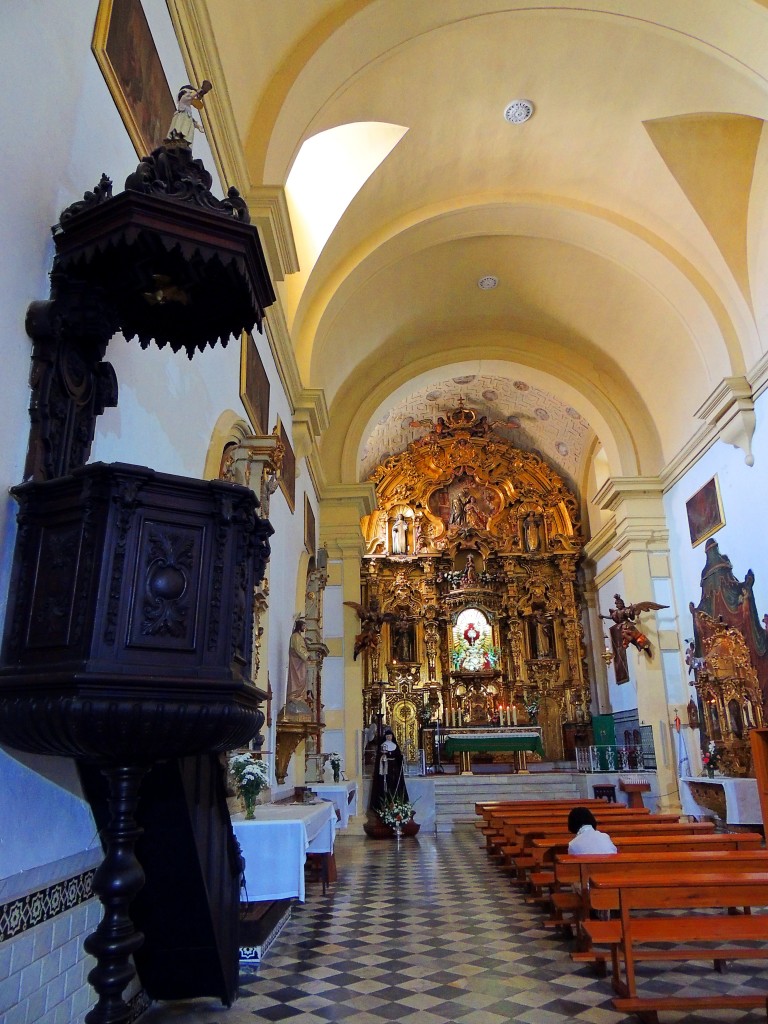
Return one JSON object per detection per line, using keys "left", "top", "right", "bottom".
{"left": 0, "top": 848, "right": 147, "bottom": 1024}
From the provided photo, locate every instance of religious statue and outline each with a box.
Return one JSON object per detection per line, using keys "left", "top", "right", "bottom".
{"left": 600, "top": 593, "right": 668, "bottom": 656}
{"left": 524, "top": 513, "right": 542, "bottom": 553}
{"left": 344, "top": 596, "right": 392, "bottom": 660}
{"left": 391, "top": 615, "right": 415, "bottom": 662}
{"left": 166, "top": 81, "right": 212, "bottom": 148}
{"left": 532, "top": 611, "right": 554, "bottom": 658}
{"left": 391, "top": 513, "right": 408, "bottom": 554}
{"left": 450, "top": 490, "right": 468, "bottom": 527}
{"left": 285, "top": 618, "right": 310, "bottom": 704}
{"left": 369, "top": 728, "right": 408, "bottom": 810}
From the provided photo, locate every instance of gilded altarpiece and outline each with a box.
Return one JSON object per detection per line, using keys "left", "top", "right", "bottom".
{"left": 359, "top": 405, "right": 589, "bottom": 762}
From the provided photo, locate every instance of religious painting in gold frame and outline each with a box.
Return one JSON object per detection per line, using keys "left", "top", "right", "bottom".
{"left": 92, "top": 0, "right": 175, "bottom": 158}
{"left": 239, "top": 332, "right": 270, "bottom": 435}
{"left": 685, "top": 475, "right": 725, "bottom": 548}
{"left": 275, "top": 418, "right": 296, "bottom": 512}
{"left": 304, "top": 495, "right": 316, "bottom": 556}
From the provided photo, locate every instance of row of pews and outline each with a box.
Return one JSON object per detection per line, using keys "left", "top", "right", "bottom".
{"left": 476, "top": 797, "right": 768, "bottom": 1023}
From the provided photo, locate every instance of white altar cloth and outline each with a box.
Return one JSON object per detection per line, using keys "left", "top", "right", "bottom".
{"left": 232, "top": 801, "right": 336, "bottom": 903}
{"left": 679, "top": 776, "right": 763, "bottom": 826}
{"left": 307, "top": 781, "right": 358, "bottom": 828}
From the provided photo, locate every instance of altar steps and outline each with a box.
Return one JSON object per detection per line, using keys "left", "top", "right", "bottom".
{"left": 433, "top": 773, "right": 581, "bottom": 831}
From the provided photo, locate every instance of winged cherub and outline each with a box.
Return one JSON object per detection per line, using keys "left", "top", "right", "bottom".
{"left": 600, "top": 593, "right": 668, "bottom": 656}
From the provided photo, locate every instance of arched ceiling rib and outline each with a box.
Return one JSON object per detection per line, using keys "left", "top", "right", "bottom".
{"left": 191, "top": 0, "right": 768, "bottom": 490}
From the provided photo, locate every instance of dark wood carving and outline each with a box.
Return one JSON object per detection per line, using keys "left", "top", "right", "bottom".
{"left": 8, "top": 143, "right": 277, "bottom": 1023}
{"left": 25, "top": 149, "right": 275, "bottom": 484}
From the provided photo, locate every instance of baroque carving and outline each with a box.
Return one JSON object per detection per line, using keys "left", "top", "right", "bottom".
{"left": 358, "top": 403, "right": 590, "bottom": 758}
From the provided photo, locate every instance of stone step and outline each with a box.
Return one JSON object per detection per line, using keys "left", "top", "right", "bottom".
{"left": 431, "top": 773, "right": 582, "bottom": 831}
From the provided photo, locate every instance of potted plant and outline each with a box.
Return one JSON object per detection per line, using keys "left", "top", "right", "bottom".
{"left": 229, "top": 752, "right": 270, "bottom": 817}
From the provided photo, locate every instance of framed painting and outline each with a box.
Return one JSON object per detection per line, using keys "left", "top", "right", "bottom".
{"left": 685, "top": 476, "right": 725, "bottom": 548}
{"left": 275, "top": 418, "right": 296, "bottom": 512}
{"left": 239, "top": 332, "right": 270, "bottom": 435}
{"left": 304, "top": 495, "right": 316, "bottom": 556}
{"left": 92, "top": 0, "right": 176, "bottom": 157}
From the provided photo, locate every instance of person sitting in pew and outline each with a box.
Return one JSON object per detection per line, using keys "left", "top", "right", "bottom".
{"left": 567, "top": 807, "right": 617, "bottom": 855}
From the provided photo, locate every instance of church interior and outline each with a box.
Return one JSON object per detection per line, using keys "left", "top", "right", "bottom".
{"left": 5, "top": 3, "right": 768, "bottom": 1023}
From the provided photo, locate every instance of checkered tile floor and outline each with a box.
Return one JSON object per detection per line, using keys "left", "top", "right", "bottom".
{"left": 139, "top": 827, "right": 768, "bottom": 1023}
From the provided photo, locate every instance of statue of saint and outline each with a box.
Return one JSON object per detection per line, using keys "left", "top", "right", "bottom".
{"left": 167, "top": 85, "right": 206, "bottom": 146}
{"left": 391, "top": 513, "right": 408, "bottom": 554}
{"left": 286, "top": 618, "right": 310, "bottom": 703}
{"left": 524, "top": 513, "right": 541, "bottom": 552}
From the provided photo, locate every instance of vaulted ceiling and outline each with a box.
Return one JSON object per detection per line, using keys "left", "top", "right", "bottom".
{"left": 176, "top": 1, "right": 768, "bottom": 516}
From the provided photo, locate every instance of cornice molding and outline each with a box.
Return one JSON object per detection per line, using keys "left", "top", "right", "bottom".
{"left": 693, "top": 375, "right": 755, "bottom": 467}
{"left": 244, "top": 187, "right": 299, "bottom": 280}
{"left": 583, "top": 518, "right": 618, "bottom": 565}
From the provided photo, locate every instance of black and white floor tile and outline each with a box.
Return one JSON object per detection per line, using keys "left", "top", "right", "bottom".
{"left": 139, "top": 827, "right": 767, "bottom": 1023}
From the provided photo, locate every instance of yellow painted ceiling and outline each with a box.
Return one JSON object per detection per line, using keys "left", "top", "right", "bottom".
{"left": 184, "top": 0, "right": 768, "bottom": 499}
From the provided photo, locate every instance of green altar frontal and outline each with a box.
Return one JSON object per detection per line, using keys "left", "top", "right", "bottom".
{"left": 443, "top": 734, "right": 545, "bottom": 757}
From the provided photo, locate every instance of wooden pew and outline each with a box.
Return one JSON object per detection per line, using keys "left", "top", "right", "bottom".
{"left": 585, "top": 870, "right": 768, "bottom": 1021}
{"left": 478, "top": 802, "right": 624, "bottom": 846}
{"left": 485, "top": 806, "right": 654, "bottom": 854}
{"left": 507, "top": 821, "right": 716, "bottom": 885}
{"left": 552, "top": 845, "right": 768, "bottom": 946}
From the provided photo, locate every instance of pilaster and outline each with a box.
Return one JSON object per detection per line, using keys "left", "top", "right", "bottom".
{"left": 595, "top": 477, "right": 680, "bottom": 812}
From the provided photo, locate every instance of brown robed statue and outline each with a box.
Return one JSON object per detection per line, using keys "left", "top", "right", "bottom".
{"left": 600, "top": 593, "right": 668, "bottom": 656}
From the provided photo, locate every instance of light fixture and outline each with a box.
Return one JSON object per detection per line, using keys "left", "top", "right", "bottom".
{"left": 477, "top": 274, "right": 499, "bottom": 290}
{"left": 601, "top": 634, "right": 614, "bottom": 666}
{"left": 503, "top": 99, "right": 534, "bottom": 124}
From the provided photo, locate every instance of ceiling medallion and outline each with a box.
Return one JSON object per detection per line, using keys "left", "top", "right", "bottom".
{"left": 503, "top": 99, "right": 534, "bottom": 124}
{"left": 477, "top": 275, "right": 499, "bottom": 290}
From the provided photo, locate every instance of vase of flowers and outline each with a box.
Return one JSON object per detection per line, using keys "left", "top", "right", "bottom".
{"left": 328, "top": 751, "right": 342, "bottom": 784}
{"left": 702, "top": 740, "right": 720, "bottom": 778}
{"left": 378, "top": 796, "right": 418, "bottom": 837}
{"left": 229, "top": 753, "right": 269, "bottom": 818}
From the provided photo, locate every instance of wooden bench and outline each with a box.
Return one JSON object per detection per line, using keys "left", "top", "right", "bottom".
{"left": 584, "top": 870, "right": 768, "bottom": 1022}
{"left": 507, "top": 821, "right": 716, "bottom": 886}
{"left": 485, "top": 806, "right": 654, "bottom": 854}
{"left": 553, "top": 846, "right": 768, "bottom": 946}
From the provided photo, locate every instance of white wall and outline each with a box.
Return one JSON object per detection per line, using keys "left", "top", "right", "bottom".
{"left": 0, "top": 0, "right": 311, "bottom": 873}
{"left": 665, "top": 399, "right": 768, "bottom": 640}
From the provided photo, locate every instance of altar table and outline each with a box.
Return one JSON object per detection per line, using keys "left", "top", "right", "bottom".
{"left": 443, "top": 729, "right": 545, "bottom": 774}
{"left": 232, "top": 801, "right": 336, "bottom": 903}
{"left": 307, "top": 781, "right": 358, "bottom": 828}
{"left": 679, "top": 775, "right": 762, "bottom": 826}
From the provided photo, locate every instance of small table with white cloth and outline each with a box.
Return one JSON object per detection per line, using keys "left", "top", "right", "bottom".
{"left": 307, "top": 781, "right": 358, "bottom": 828}
{"left": 232, "top": 801, "right": 336, "bottom": 903}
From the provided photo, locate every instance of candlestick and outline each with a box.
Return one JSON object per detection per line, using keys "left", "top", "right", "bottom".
{"left": 512, "top": 705, "right": 518, "bottom": 726}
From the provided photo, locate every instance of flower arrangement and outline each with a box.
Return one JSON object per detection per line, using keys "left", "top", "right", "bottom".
{"left": 702, "top": 740, "right": 720, "bottom": 776}
{"left": 229, "top": 753, "right": 269, "bottom": 818}
{"left": 525, "top": 700, "right": 539, "bottom": 724}
{"left": 328, "top": 751, "right": 342, "bottom": 782}
{"left": 378, "top": 796, "right": 415, "bottom": 830}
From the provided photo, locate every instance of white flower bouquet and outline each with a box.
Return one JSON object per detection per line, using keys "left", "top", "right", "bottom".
{"left": 229, "top": 753, "right": 269, "bottom": 817}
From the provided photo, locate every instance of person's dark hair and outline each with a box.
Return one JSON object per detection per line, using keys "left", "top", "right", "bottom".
{"left": 567, "top": 806, "right": 597, "bottom": 833}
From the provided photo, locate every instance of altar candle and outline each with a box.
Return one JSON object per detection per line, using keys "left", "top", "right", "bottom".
{"left": 458, "top": 710, "right": 463, "bottom": 726}
{"left": 512, "top": 705, "right": 518, "bottom": 726}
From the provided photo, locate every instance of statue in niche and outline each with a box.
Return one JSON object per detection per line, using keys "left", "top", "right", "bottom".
{"left": 531, "top": 612, "right": 554, "bottom": 658}
{"left": 391, "top": 513, "right": 409, "bottom": 555}
{"left": 391, "top": 615, "right": 416, "bottom": 662}
{"left": 285, "top": 618, "right": 311, "bottom": 710}
{"left": 524, "top": 513, "right": 542, "bottom": 553}
{"left": 450, "top": 489, "right": 468, "bottom": 527}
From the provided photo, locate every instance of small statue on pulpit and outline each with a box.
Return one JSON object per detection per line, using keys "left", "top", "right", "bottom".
{"left": 166, "top": 82, "right": 212, "bottom": 147}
